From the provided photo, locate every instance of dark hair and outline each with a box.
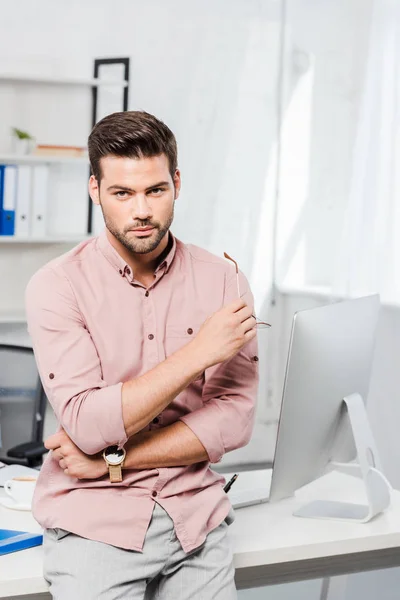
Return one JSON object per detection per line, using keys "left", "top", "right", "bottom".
{"left": 88, "top": 110, "right": 178, "bottom": 182}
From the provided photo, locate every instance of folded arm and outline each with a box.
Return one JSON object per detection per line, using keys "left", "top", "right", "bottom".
{"left": 44, "top": 269, "right": 259, "bottom": 477}
{"left": 46, "top": 420, "right": 208, "bottom": 479}
{"left": 48, "top": 348, "right": 258, "bottom": 477}
{"left": 27, "top": 265, "right": 257, "bottom": 457}
{"left": 26, "top": 267, "right": 207, "bottom": 456}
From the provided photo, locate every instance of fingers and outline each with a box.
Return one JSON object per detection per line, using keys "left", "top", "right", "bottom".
{"left": 236, "top": 305, "right": 253, "bottom": 323}
{"left": 244, "top": 328, "right": 257, "bottom": 341}
{"left": 44, "top": 432, "right": 64, "bottom": 450}
{"left": 241, "top": 315, "right": 257, "bottom": 334}
{"left": 53, "top": 449, "right": 67, "bottom": 473}
{"left": 225, "top": 298, "right": 247, "bottom": 313}
{"left": 52, "top": 449, "right": 64, "bottom": 461}
{"left": 47, "top": 437, "right": 75, "bottom": 477}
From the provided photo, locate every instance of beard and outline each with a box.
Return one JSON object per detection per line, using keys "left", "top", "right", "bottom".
{"left": 100, "top": 202, "right": 175, "bottom": 255}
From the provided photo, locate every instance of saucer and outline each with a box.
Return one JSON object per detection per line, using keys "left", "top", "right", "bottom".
{"left": 0, "top": 497, "right": 31, "bottom": 511}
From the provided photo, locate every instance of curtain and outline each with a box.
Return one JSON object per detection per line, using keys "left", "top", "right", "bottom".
{"left": 333, "top": 0, "right": 400, "bottom": 305}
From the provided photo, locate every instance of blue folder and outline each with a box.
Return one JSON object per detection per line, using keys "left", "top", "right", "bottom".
{"left": 0, "top": 165, "right": 4, "bottom": 235}
{"left": 0, "top": 165, "right": 16, "bottom": 236}
{"left": 0, "top": 528, "right": 43, "bottom": 555}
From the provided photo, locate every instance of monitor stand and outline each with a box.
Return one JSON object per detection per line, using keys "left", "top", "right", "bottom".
{"left": 294, "top": 392, "right": 392, "bottom": 523}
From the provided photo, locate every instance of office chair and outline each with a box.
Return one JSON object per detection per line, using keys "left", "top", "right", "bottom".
{"left": 0, "top": 344, "right": 48, "bottom": 468}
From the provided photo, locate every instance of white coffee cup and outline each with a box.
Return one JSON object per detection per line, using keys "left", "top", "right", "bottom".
{"left": 4, "top": 476, "right": 37, "bottom": 507}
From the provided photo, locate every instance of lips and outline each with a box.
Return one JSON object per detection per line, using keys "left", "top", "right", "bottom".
{"left": 129, "top": 226, "right": 155, "bottom": 237}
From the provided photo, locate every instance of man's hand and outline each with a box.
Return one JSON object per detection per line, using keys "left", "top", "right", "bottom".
{"left": 190, "top": 298, "right": 257, "bottom": 369}
{"left": 45, "top": 429, "right": 107, "bottom": 479}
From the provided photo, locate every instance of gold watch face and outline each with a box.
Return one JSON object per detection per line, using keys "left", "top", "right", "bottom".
{"left": 104, "top": 445, "right": 125, "bottom": 466}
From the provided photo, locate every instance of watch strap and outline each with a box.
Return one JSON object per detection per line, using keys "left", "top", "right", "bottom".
{"left": 109, "top": 464, "right": 123, "bottom": 483}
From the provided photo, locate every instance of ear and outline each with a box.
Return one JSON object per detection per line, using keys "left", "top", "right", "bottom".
{"left": 173, "top": 169, "right": 181, "bottom": 200}
{"left": 88, "top": 175, "right": 100, "bottom": 206}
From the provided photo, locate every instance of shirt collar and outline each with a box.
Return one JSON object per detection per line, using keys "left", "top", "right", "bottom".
{"left": 97, "top": 229, "right": 177, "bottom": 281}
{"left": 154, "top": 232, "right": 176, "bottom": 274}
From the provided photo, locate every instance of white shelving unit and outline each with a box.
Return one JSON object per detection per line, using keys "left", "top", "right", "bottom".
{"left": 0, "top": 235, "right": 91, "bottom": 244}
{"left": 0, "top": 73, "right": 128, "bottom": 88}
{"left": 0, "top": 154, "right": 88, "bottom": 165}
{"left": 0, "top": 59, "right": 130, "bottom": 324}
{"left": 0, "top": 58, "right": 129, "bottom": 244}
{"left": 0, "top": 71, "right": 94, "bottom": 244}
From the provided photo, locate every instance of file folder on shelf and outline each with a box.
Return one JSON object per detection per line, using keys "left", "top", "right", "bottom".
{"left": 31, "top": 165, "right": 48, "bottom": 237}
{"left": 15, "top": 165, "right": 32, "bottom": 238}
{"left": 1, "top": 165, "right": 17, "bottom": 236}
{"left": 0, "top": 165, "right": 4, "bottom": 234}
{"left": 0, "top": 529, "right": 43, "bottom": 556}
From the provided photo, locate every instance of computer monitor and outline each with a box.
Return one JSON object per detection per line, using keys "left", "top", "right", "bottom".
{"left": 228, "top": 295, "right": 387, "bottom": 520}
{"left": 269, "top": 294, "right": 381, "bottom": 503}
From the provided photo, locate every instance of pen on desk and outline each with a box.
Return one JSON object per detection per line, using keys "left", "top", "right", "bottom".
{"left": 224, "top": 474, "right": 238, "bottom": 493}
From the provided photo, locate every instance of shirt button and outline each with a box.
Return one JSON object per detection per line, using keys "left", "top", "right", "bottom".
{"left": 152, "top": 491, "right": 157, "bottom": 497}
{"left": 148, "top": 334, "right": 154, "bottom": 340}
{"left": 152, "top": 417, "right": 159, "bottom": 424}
{"left": 119, "top": 269, "right": 123, "bottom": 275}
{"left": 49, "top": 373, "right": 55, "bottom": 380}
{"left": 187, "top": 328, "right": 193, "bottom": 335}
{"left": 253, "top": 356, "right": 259, "bottom": 362}
{"left": 126, "top": 267, "right": 131, "bottom": 275}
{"left": 145, "top": 290, "right": 149, "bottom": 297}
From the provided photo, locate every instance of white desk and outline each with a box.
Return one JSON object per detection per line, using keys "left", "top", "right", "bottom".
{"left": 1, "top": 471, "right": 400, "bottom": 598}
{"left": 231, "top": 470, "right": 400, "bottom": 590}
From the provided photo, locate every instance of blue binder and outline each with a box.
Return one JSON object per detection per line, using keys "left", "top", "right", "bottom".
{"left": 0, "top": 165, "right": 4, "bottom": 235}
{"left": 0, "top": 165, "right": 17, "bottom": 236}
{"left": 0, "top": 528, "right": 43, "bottom": 555}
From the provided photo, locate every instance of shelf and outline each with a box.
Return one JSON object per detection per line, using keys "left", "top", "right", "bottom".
{"left": 0, "top": 236, "right": 92, "bottom": 244}
{"left": 0, "top": 73, "right": 128, "bottom": 87}
{"left": 0, "top": 153, "right": 88, "bottom": 165}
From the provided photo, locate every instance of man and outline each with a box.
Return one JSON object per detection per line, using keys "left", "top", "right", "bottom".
{"left": 26, "top": 111, "right": 259, "bottom": 599}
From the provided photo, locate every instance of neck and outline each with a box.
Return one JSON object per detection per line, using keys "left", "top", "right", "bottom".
{"left": 106, "top": 229, "right": 172, "bottom": 277}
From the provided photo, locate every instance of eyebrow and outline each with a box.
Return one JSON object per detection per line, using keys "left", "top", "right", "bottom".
{"left": 107, "top": 181, "right": 170, "bottom": 193}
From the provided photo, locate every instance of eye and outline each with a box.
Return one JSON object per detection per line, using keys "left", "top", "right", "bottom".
{"left": 115, "top": 191, "right": 129, "bottom": 199}
{"left": 148, "top": 187, "right": 165, "bottom": 196}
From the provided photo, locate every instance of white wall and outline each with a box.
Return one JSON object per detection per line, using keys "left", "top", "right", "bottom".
{"left": 276, "top": 0, "right": 374, "bottom": 290}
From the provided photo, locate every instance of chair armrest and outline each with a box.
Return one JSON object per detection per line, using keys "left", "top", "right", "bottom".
{"left": 7, "top": 441, "right": 48, "bottom": 460}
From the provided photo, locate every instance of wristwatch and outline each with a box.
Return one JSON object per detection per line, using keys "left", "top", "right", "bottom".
{"left": 103, "top": 445, "right": 126, "bottom": 483}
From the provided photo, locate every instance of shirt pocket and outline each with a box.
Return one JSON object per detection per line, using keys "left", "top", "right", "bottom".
{"left": 164, "top": 323, "right": 204, "bottom": 381}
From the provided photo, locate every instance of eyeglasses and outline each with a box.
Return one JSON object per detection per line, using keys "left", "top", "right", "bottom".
{"left": 224, "top": 252, "right": 271, "bottom": 329}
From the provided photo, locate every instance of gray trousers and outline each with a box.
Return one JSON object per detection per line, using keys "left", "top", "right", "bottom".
{"left": 43, "top": 502, "right": 237, "bottom": 599}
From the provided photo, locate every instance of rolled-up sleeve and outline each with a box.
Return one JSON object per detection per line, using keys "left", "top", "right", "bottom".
{"left": 25, "top": 267, "right": 128, "bottom": 455}
{"left": 180, "top": 270, "right": 259, "bottom": 463}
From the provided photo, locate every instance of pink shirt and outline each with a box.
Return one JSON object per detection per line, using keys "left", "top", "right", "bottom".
{"left": 25, "top": 230, "right": 259, "bottom": 553}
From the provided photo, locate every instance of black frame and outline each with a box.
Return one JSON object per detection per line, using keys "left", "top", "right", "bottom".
{"left": 0, "top": 344, "right": 46, "bottom": 442}
{"left": 0, "top": 344, "right": 47, "bottom": 466}
{"left": 87, "top": 57, "right": 130, "bottom": 234}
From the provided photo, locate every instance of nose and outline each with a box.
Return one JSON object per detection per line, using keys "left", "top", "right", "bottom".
{"left": 132, "top": 194, "right": 153, "bottom": 221}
